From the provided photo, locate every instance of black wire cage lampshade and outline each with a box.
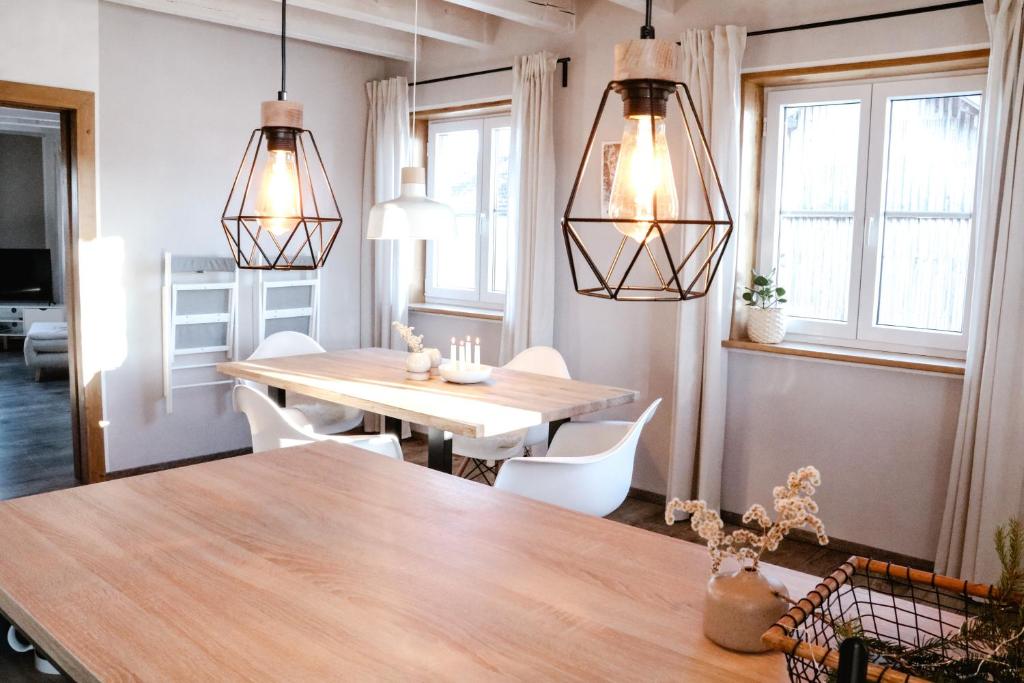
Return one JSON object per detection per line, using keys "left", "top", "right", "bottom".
{"left": 221, "top": 0, "right": 342, "bottom": 270}
{"left": 561, "top": 5, "right": 733, "bottom": 301}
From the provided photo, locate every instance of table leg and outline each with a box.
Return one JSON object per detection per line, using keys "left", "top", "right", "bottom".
{"left": 548, "top": 418, "right": 570, "bottom": 446}
{"left": 383, "top": 416, "right": 402, "bottom": 438}
{"left": 268, "top": 386, "right": 286, "bottom": 407}
{"left": 427, "top": 427, "right": 452, "bottom": 473}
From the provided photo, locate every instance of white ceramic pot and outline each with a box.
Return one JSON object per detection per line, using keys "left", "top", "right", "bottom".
{"left": 747, "top": 307, "right": 787, "bottom": 344}
{"left": 424, "top": 347, "right": 442, "bottom": 376}
{"left": 702, "top": 567, "right": 790, "bottom": 653}
{"left": 405, "top": 351, "right": 432, "bottom": 380}
{"left": 7, "top": 626, "right": 60, "bottom": 676}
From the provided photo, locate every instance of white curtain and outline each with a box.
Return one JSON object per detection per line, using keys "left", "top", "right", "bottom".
{"left": 936, "top": 0, "right": 1024, "bottom": 583}
{"left": 361, "top": 76, "right": 411, "bottom": 352}
{"left": 499, "top": 52, "right": 557, "bottom": 364}
{"left": 361, "top": 76, "right": 411, "bottom": 433}
{"left": 666, "top": 27, "right": 746, "bottom": 507}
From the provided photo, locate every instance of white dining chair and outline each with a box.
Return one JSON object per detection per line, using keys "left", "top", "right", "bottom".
{"left": 244, "top": 331, "right": 363, "bottom": 434}
{"left": 234, "top": 385, "right": 403, "bottom": 460}
{"left": 493, "top": 399, "right": 661, "bottom": 517}
{"left": 452, "top": 346, "right": 571, "bottom": 483}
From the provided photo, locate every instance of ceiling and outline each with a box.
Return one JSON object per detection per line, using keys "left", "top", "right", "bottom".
{"left": 102, "top": 0, "right": 969, "bottom": 62}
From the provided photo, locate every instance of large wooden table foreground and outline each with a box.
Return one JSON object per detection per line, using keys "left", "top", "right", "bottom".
{"left": 217, "top": 347, "right": 639, "bottom": 472}
{"left": 0, "top": 443, "right": 814, "bottom": 681}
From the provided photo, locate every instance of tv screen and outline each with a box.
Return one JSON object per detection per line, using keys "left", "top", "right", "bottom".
{"left": 0, "top": 249, "right": 53, "bottom": 303}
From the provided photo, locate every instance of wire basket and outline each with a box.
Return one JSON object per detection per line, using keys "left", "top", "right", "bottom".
{"left": 762, "top": 556, "right": 1019, "bottom": 683}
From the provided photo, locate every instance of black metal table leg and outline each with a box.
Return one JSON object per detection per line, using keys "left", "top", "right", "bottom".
{"left": 383, "top": 416, "right": 402, "bottom": 438}
{"left": 268, "top": 386, "right": 286, "bottom": 407}
{"left": 548, "top": 418, "right": 570, "bottom": 446}
{"left": 427, "top": 427, "right": 452, "bottom": 473}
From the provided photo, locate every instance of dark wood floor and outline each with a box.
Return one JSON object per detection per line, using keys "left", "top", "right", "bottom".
{"left": 0, "top": 431, "right": 898, "bottom": 681}
{"left": 0, "top": 349, "right": 75, "bottom": 501}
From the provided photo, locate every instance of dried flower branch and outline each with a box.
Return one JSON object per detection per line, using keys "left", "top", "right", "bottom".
{"left": 391, "top": 321, "right": 424, "bottom": 353}
{"left": 666, "top": 466, "right": 829, "bottom": 573}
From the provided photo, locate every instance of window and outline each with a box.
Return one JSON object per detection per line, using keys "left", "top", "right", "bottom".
{"left": 759, "top": 74, "right": 984, "bottom": 355}
{"left": 426, "top": 114, "right": 512, "bottom": 308}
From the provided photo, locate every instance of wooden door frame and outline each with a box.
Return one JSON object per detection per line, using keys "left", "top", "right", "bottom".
{"left": 0, "top": 80, "right": 106, "bottom": 484}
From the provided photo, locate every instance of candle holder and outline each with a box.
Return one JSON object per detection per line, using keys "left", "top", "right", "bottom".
{"left": 438, "top": 362, "right": 493, "bottom": 385}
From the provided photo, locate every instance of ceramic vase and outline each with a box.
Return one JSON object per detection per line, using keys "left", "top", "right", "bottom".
{"left": 405, "top": 351, "right": 432, "bottom": 380}
{"left": 424, "top": 347, "right": 442, "bottom": 376}
{"left": 703, "top": 567, "right": 790, "bottom": 653}
{"left": 747, "top": 307, "right": 787, "bottom": 344}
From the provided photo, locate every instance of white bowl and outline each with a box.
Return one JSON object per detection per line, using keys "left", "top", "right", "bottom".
{"left": 439, "top": 362, "right": 492, "bottom": 384}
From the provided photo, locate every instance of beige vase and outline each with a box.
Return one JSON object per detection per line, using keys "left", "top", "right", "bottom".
{"left": 703, "top": 567, "right": 790, "bottom": 653}
{"left": 747, "top": 307, "right": 787, "bottom": 344}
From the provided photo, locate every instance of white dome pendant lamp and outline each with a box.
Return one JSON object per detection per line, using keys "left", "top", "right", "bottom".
{"left": 366, "top": 0, "right": 455, "bottom": 241}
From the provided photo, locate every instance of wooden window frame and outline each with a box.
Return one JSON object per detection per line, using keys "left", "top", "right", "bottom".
{"left": 733, "top": 50, "right": 990, "bottom": 359}
{"left": 0, "top": 80, "right": 106, "bottom": 484}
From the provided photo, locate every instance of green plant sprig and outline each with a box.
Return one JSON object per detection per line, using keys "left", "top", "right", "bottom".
{"left": 742, "top": 269, "right": 788, "bottom": 310}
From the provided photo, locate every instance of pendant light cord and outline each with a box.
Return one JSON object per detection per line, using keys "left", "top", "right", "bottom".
{"left": 640, "top": 0, "right": 654, "bottom": 38}
{"left": 279, "top": 0, "right": 288, "bottom": 100}
{"left": 407, "top": 0, "right": 418, "bottom": 167}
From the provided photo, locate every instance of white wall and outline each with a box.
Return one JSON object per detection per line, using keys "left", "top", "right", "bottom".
{"left": 97, "top": 3, "right": 393, "bottom": 470}
{"left": 0, "top": 0, "right": 100, "bottom": 92}
{"left": 416, "top": 0, "right": 987, "bottom": 556}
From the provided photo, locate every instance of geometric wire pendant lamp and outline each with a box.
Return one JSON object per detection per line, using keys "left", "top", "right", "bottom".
{"left": 221, "top": 0, "right": 342, "bottom": 270}
{"left": 561, "top": 0, "right": 733, "bottom": 301}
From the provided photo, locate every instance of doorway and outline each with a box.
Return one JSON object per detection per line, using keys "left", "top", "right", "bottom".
{"left": 0, "top": 80, "right": 105, "bottom": 494}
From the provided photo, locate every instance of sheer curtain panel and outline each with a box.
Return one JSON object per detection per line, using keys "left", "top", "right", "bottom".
{"left": 499, "top": 52, "right": 556, "bottom": 363}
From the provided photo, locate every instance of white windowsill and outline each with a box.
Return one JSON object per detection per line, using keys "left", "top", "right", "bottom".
{"left": 408, "top": 302, "right": 504, "bottom": 322}
{"left": 722, "top": 339, "right": 965, "bottom": 376}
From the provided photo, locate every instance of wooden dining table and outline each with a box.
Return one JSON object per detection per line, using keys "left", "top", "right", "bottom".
{"left": 0, "top": 442, "right": 816, "bottom": 681}
{"left": 217, "top": 347, "right": 640, "bottom": 473}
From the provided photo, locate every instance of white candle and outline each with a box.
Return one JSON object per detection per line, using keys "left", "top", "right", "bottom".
{"left": 450, "top": 337, "right": 457, "bottom": 366}
{"left": 474, "top": 337, "right": 481, "bottom": 366}
{"left": 459, "top": 340, "right": 467, "bottom": 367}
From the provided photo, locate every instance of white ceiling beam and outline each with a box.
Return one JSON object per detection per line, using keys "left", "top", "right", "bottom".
{"left": 605, "top": 0, "right": 676, "bottom": 21}
{"left": 107, "top": 0, "right": 415, "bottom": 61}
{"left": 442, "top": 0, "right": 574, "bottom": 33}
{"left": 287, "top": 0, "right": 493, "bottom": 49}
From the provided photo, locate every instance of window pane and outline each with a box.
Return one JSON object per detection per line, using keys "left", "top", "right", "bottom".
{"left": 876, "top": 94, "right": 982, "bottom": 332}
{"left": 433, "top": 215, "right": 478, "bottom": 291}
{"left": 775, "top": 101, "right": 861, "bottom": 322}
{"left": 876, "top": 217, "right": 971, "bottom": 332}
{"left": 779, "top": 102, "right": 861, "bottom": 212}
{"left": 777, "top": 216, "right": 854, "bottom": 321}
{"left": 432, "top": 127, "right": 479, "bottom": 293}
{"left": 488, "top": 126, "right": 511, "bottom": 295}
{"left": 883, "top": 95, "right": 981, "bottom": 213}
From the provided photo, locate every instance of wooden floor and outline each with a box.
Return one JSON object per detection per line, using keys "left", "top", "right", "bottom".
{"left": 0, "top": 349, "right": 75, "bottom": 501}
{"left": 0, "top": 431, "right": 891, "bottom": 681}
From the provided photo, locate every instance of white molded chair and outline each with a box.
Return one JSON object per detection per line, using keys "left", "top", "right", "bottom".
{"left": 493, "top": 399, "right": 661, "bottom": 517}
{"left": 234, "top": 385, "right": 402, "bottom": 460}
{"left": 452, "top": 346, "right": 571, "bottom": 483}
{"left": 244, "top": 331, "right": 363, "bottom": 434}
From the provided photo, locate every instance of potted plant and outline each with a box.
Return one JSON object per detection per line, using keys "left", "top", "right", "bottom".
{"left": 742, "top": 270, "right": 787, "bottom": 344}
{"left": 666, "top": 466, "right": 829, "bottom": 653}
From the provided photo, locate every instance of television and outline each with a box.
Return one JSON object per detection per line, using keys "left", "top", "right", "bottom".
{"left": 0, "top": 249, "right": 53, "bottom": 304}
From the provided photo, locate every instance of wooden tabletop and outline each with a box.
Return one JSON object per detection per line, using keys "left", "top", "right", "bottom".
{"left": 0, "top": 442, "right": 813, "bottom": 682}
{"left": 217, "top": 347, "right": 639, "bottom": 437}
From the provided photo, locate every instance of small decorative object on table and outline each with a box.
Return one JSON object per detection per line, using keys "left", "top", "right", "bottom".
{"left": 424, "top": 347, "right": 442, "bottom": 376}
{"left": 743, "top": 269, "right": 788, "bottom": 344}
{"left": 392, "top": 321, "right": 431, "bottom": 381}
{"left": 666, "top": 466, "right": 829, "bottom": 653}
{"left": 439, "top": 334, "right": 491, "bottom": 384}
{"left": 765, "top": 518, "right": 1024, "bottom": 683}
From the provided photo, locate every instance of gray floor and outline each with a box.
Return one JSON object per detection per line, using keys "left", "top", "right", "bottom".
{"left": 0, "top": 348, "right": 76, "bottom": 501}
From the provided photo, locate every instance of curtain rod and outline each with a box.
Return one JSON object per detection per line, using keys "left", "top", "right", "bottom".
{"left": 408, "top": 57, "right": 571, "bottom": 89}
{"left": 748, "top": 0, "right": 982, "bottom": 37}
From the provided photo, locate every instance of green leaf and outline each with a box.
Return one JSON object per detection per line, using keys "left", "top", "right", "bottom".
{"left": 778, "top": 298, "right": 787, "bottom": 303}
{"left": 775, "top": 287, "right": 786, "bottom": 296}
{"left": 741, "top": 292, "right": 753, "bottom": 301}
{"left": 753, "top": 275, "right": 770, "bottom": 286}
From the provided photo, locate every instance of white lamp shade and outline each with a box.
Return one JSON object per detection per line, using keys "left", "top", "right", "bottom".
{"left": 367, "top": 167, "right": 456, "bottom": 240}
